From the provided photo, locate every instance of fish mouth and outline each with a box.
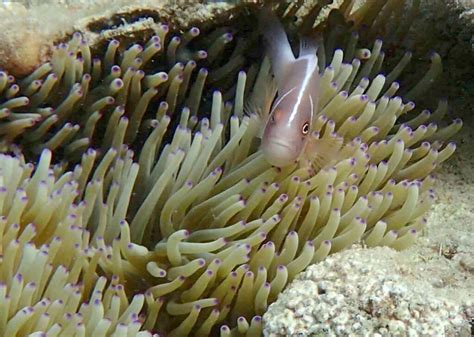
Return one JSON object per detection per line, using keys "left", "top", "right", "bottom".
{"left": 262, "top": 140, "right": 298, "bottom": 167}
{"left": 267, "top": 140, "right": 293, "bottom": 151}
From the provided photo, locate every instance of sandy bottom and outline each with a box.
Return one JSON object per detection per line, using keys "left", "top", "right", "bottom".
{"left": 407, "top": 110, "right": 474, "bottom": 318}
{"left": 405, "top": 0, "right": 474, "bottom": 327}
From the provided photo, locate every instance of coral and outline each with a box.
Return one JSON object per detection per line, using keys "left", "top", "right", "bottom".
{"left": 0, "top": 1, "right": 463, "bottom": 336}
{"left": 262, "top": 247, "right": 469, "bottom": 336}
{"left": 0, "top": 0, "right": 236, "bottom": 76}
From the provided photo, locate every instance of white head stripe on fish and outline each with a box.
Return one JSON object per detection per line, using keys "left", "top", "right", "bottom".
{"left": 269, "top": 86, "right": 297, "bottom": 116}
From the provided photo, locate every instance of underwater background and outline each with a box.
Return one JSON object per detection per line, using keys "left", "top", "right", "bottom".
{"left": 0, "top": 0, "right": 472, "bottom": 336}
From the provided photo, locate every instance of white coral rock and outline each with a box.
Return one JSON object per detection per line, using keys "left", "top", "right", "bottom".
{"left": 263, "top": 246, "right": 470, "bottom": 337}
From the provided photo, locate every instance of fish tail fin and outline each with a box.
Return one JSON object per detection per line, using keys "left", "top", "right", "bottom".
{"left": 258, "top": 7, "right": 295, "bottom": 84}
{"left": 299, "top": 37, "right": 318, "bottom": 57}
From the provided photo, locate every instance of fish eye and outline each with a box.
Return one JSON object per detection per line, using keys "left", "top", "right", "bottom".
{"left": 302, "top": 122, "right": 310, "bottom": 135}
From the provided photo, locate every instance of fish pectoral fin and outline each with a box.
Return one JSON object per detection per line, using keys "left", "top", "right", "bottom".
{"left": 244, "top": 74, "right": 278, "bottom": 139}
{"left": 243, "top": 98, "right": 256, "bottom": 117}
{"left": 304, "top": 133, "right": 344, "bottom": 170}
{"left": 263, "top": 76, "right": 279, "bottom": 111}
{"left": 243, "top": 100, "right": 267, "bottom": 139}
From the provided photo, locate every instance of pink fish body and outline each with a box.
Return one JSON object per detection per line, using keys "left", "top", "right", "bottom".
{"left": 259, "top": 10, "right": 320, "bottom": 167}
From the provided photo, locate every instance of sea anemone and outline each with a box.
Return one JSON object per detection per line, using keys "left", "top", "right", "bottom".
{"left": 0, "top": 24, "right": 241, "bottom": 162}
{"left": 0, "top": 1, "right": 462, "bottom": 336}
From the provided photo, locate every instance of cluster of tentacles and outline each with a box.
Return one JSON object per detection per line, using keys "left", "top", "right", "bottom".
{"left": 0, "top": 1, "right": 462, "bottom": 336}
